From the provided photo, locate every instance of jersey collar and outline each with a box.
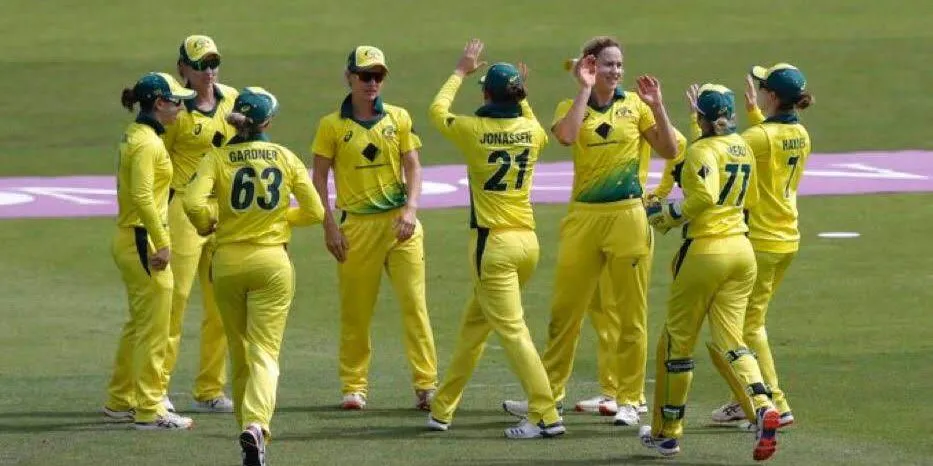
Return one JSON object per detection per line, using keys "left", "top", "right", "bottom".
{"left": 588, "top": 87, "right": 625, "bottom": 113}
{"left": 228, "top": 133, "right": 271, "bottom": 144}
{"left": 474, "top": 102, "right": 522, "bottom": 118}
{"left": 135, "top": 113, "right": 165, "bottom": 135}
{"left": 340, "top": 94, "right": 386, "bottom": 129}
{"left": 764, "top": 112, "right": 800, "bottom": 124}
{"left": 183, "top": 83, "right": 226, "bottom": 116}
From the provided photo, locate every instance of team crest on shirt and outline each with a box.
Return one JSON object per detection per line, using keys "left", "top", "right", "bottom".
{"left": 615, "top": 106, "right": 635, "bottom": 118}
{"left": 381, "top": 125, "right": 397, "bottom": 140}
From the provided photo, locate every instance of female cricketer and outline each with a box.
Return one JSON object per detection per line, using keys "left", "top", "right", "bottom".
{"left": 310, "top": 45, "right": 438, "bottom": 411}
{"left": 425, "top": 39, "right": 564, "bottom": 439}
{"left": 103, "top": 72, "right": 196, "bottom": 430}
{"left": 184, "top": 87, "right": 325, "bottom": 466}
{"left": 161, "top": 34, "right": 238, "bottom": 413}
{"left": 708, "top": 64, "right": 814, "bottom": 429}
{"left": 503, "top": 36, "right": 679, "bottom": 427}
{"left": 640, "top": 84, "right": 782, "bottom": 461}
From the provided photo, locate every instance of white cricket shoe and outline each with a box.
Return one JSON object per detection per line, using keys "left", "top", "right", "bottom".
{"left": 192, "top": 395, "right": 234, "bottom": 413}
{"left": 575, "top": 395, "right": 616, "bottom": 415}
{"left": 162, "top": 396, "right": 176, "bottom": 413}
{"left": 240, "top": 423, "right": 266, "bottom": 466}
{"left": 711, "top": 401, "right": 745, "bottom": 423}
{"left": 134, "top": 412, "right": 193, "bottom": 430}
{"left": 415, "top": 389, "right": 435, "bottom": 411}
{"left": 637, "top": 402, "right": 648, "bottom": 415}
{"left": 504, "top": 419, "right": 566, "bottom": 439}
{"left": 502, "top": 399, "right": 528, "bottom": 418}
{"left": 426, "top": 414, "right": 449, "bottom": 431}
{"left": 639, "top": 425, "right": 680, "bottom": 457}
{"left": 341, "top": 393, "right": 366, "bottom": 410}
{"left": 613, "top": 404, "right": 640, "bottom": 426}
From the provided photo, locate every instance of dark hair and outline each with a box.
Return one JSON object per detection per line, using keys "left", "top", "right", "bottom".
{"left": 490, "top": 82, "right": 528, "bottom": 105}
{"left": 581, "top": 36, "right": 623, "bottom": 58}
{"left": 120, "top": 87, "right": 154, "bottom": 112}
{"left": 226, "top": 112, "right": 263, "bottom": 135}
{"left": 770, "top": 88, "right": 814, "bottom": 112}
{"left": 697, "top": 113, "right": 735, "bottom": 137}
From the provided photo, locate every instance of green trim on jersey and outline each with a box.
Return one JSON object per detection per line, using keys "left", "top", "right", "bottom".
{"left": 474, "top": 102, "right": 522, "bottom": 118}
{"left": 183, "top": 83, "right": 227, "bottom": 116}
{"left": 135, "top": 113, "right": 165, "bottom": 135}
{"left": 228, "top": 133, "right": 270, "bottom": 144}
{"left": 340, "top": 94, "right": 386, "bottom": 129}
{"left": 587, "top": 87, "right": 625, "bottom": 113}
{"left": 349, "top": 182, "right": 407, "bottom": 214}
{"left": 574, "top": 158, "right": 642, "bottom": 203}
{"left": 764, "top": 112, "right": 800, "bottom": 124}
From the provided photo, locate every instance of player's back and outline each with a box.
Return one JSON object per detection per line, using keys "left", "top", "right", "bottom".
{"left": 742, "top": 119, "right": 811, "bottom": 246}
{"left": 209, "top": 139, "right": 304, "bottom": 245}
{"left": 452, "top": 114, "right": 548, "bottom": 230}
{"left": 683, "top": 132, "right": 756, "bottom": 239}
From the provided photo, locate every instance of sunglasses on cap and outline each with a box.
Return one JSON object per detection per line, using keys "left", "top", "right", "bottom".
{"left": 187, "top": 56, "right": 221, "bottom": 71}
{"left": 354, "top": 71, "right": 385, "bottom": 83}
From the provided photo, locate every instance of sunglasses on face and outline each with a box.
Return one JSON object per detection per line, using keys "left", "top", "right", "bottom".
{"left": 188, "top": 57, "right": 221, "bottom": 71}
{"left": 160, "top": 96, "right": 183, "bottom": 106}
{"left": 355, "top": 71, "right": 385, "bottom": 83}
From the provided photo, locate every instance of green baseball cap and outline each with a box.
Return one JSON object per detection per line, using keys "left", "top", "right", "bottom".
{"left": 234, "top": 87, "right": 279, "bottom": 123}
{"left": 133, "top": 72, "right": 196, "bottom": 103}
{"left": 751, "top": 63, "right": 807, "bottom": 101}
{"left": 695, "top": 84, "right": 735, "bottom": 122}
{"left": 479, "top": 63, "right": 522, "bottom": 101}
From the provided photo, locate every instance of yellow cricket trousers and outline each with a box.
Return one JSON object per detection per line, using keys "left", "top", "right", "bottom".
{"left": 106, "top": 226, "right": 173, "bottom": 423}
{"left": 337, "top": 209, "right": 437, "bottom": 396}
{"left": 542, "top": 199, "right": 651, "bottom": 407}
{"left": 650, "top": 235, "right": 774, "bottom": 439}
{"left": 163, "top": 194, "right": 227, "bottom": 401}
{"left": 710, "top": 250, "right": 796, "bottom": 420}
{"left": 212, "top": 243, "right": 293, "bottom": 436}
{"left": 430, "top": 228, "right": 560, "bottom": 426}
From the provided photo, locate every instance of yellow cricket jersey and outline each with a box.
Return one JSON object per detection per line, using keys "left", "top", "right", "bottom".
{"left": 116, "top": 116, "right": 173, "bottom": 250}
{"left": 429, "top": 74, "right": 547, "bottom": 230}
{"left": 678, "top": 132, "right": 758, "bottom": 241}
{"left": 552, "top": 88, "right": 657, "bottom": 203}
{"left": 162, "top": 83, "right": 239, "bottom": 192}
{"left": 184, "top": 134, "right": 325, "bottom": 246}
{"left": 646, "top": 128, "right": 686, "bottom": 198}
{"left": 742, "top": 113, "right": 812, "bottom": 253}
{"left": 311, "top": 95, "right": 421, "bottom": 214}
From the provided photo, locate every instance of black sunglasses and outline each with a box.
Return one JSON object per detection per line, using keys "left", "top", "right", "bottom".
{"left": 160, "top": 96, "right": 183, "bottom": 106}
{"left": 355, "top": 71, "right": 385, "bottom": 83}
{"left": 188, "top": 57, "right": 221, "bottom": 71}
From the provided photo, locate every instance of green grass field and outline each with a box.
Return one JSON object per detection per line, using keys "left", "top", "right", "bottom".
{"left": 2, "top": 1, "right": 932, "bottom": 465}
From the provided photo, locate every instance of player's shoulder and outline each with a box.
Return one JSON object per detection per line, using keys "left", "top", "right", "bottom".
{"left": 555, "top": 98, "right": 574, "bottom": 110}
{"left": 216, "top": 82, "right": 239, "bottom": 98}
{"left": 315, "top": 110, "right": 343, "bottom": 128}
{"left": 383, "top": 103, "right": 413, "bottom": 120}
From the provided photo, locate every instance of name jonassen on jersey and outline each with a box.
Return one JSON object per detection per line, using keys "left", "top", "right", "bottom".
{"left": 479, "top": 131, "right": 532, "bottom": 145}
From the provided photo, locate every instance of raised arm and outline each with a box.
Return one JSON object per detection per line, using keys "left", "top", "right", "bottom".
{"left": 636, "top": 75, "right": 678, "bottom": 159}
{"left": 552, "top": 55, "right": 596, "bottom": 146}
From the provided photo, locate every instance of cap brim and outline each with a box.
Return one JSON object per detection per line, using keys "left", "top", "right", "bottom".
{"left": 351, "top": 63, "right": 389, "bottom": 73}
{"left": 187, "top": 49, "right": 220, "bottom": 62}
{"left": 169, "top": 86, "right": 197, "bottom": 100}
{"left": 750, "top": 65, "right": 768, "bottom": 81}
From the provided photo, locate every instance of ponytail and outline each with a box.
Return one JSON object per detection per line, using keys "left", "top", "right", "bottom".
{"left": 794, "top": 91, "right": 814, "bottom": 110}
{"left": 120, "top": 88, "right": 138, "bottom": 111}
{"left": 777, "top": 90, "right": 814, "bottom": 112}
{"left": 226, "top": 112, "right": 262, "bottom": 135}
{"left": 711, "top": 116, "right": 733, "bottom": 136}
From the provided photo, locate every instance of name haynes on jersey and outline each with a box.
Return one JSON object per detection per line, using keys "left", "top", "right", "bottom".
{"left": 479, "top": 131, "right": 533, "bottom": 145}
{"left": 782, "top": 138, "right": 807, "bottom": 151}
{"left": 228, "top": 148, "right": 279, "bottom": 163}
